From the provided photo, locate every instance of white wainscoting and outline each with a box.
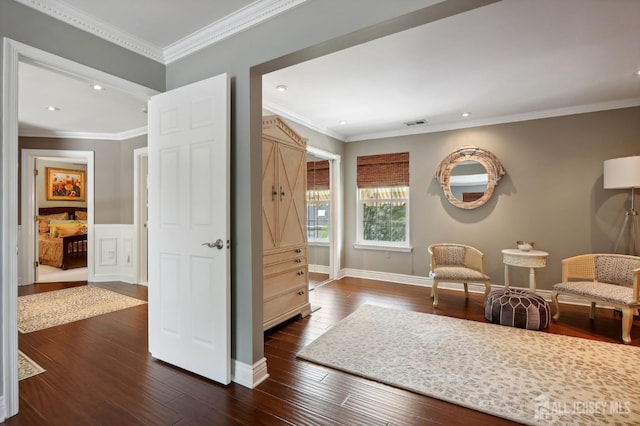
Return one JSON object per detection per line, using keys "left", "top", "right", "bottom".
{"left": 93, "top": 224, "right": 136, "bottom": 283}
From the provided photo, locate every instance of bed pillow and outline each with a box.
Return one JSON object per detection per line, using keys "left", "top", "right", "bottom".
{"left": 37, "top": 212, "right": 69, "bottom": 233}
{"left": 50, "top": 221, "right": 82, "bottom": 238}
{"left": 74, "top": 210, "right": 87, "bottom": 220}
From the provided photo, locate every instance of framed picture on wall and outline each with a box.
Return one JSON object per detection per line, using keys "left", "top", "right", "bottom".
{"left": 46, "top": 167, "right": 86, "bottom": 201}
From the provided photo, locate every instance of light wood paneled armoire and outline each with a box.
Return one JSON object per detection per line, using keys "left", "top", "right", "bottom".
{"left": 262, "top": 116, "right": 311, "bottom": 330}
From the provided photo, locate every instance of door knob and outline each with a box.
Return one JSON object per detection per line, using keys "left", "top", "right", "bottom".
{"left": 202, "top": 239, "right": 225, "bottom": 249}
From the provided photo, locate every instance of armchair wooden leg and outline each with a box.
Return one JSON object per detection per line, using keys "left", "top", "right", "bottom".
{"left": 432, "top": 281, "right": 440, "bottom": 307}
{"left": 621, "top": 307, "right": 634, "bottom": 344}
{"left": 483, "top": 282, "right": 491, "bottom": 301}
{"left": 463, "top": 283, "right": 469, "bottom": 299}
{"left": 589, "top": 302, "right": 596, "bottom": 320}
{"left": 551, "top": 291, "right": 560, "bottom": 321}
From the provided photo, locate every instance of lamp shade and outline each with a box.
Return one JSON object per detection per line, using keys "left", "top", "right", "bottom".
{"left": 603, "top": 156, "right": 640, "bottom": 189}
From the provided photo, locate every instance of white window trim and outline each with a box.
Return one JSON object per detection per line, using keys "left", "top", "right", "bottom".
{"left": 355, "top": 187, "right": 411, "bottom": 251}
{"left": 353, "top": 241, "right": 413, "bottom": 252}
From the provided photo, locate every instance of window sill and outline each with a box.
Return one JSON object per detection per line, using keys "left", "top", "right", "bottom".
{"left": 353, "top": 242, "right": 413, "bottom": 253}
{"left": 308, "top": 240, "right": 330, "bottom": 247}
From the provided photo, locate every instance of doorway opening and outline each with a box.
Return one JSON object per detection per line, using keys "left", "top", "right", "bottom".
{"left": 305, "top": 146, "right": 341, "bottom": 290}
{"left": 20, "top": 150, "right": 94, "bottom": 285}
{"left": 3, "top": 38, "right": 157, "bottom": 418}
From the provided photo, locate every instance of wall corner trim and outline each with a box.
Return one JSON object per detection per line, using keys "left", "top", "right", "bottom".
{"left": 231, "top": 358, "right": 269, "bottom": 389}
{"left": 0, "top": 395, "right": 6, "bottom": 422}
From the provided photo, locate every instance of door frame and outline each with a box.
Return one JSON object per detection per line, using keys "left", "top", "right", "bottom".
{"left": 133, "top": 147, "right": 148, "bottom": 286}
{"left": 20, "top": 150, "right": 95, "bottom": 285}
{"left": 2, "top": 38, "right": 157, "bottom": 419}
{"left": 306, "top": 146, "right": 342, "bottom": 281}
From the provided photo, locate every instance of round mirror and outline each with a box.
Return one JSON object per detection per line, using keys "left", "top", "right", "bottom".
{"left": 435, "top": 146, "right": 505, "bottom": 209}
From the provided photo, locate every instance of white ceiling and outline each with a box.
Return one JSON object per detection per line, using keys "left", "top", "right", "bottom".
{"left": 17, "top": 0, "right": 640, "bottom": 142}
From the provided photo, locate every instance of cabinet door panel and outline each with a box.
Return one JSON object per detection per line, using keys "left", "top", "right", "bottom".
{"left": 262, "top": 139, "right": 278, "bottom": 250}
{"left": 277, "top": 143, "right": 306, "bottom": 248}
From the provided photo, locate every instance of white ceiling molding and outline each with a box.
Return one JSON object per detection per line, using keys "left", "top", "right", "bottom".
{"left": 344, "top": 98, "right": 640, "bottom": 142}
{"left": 164, "top": 0, "right": 310, "bottom": 64}
{"left": 19, "top": 125, "right": 148, "bottom": 141}
{"left": 14, "top": 0, "right": 164, "bottom": 62}
{"left": 262, "top": 101, "right": 347, "bottom": 142}
{"left": 15, "top": 0, "right": 310, "bottom": 64}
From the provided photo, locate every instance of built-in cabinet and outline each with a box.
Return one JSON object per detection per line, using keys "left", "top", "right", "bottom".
{"left": 262, "top": 116, "right": 310, "bottom": 330}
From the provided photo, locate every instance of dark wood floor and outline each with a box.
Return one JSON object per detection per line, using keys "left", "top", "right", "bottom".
{"left": 4, "top": 278, "right": 639, "bottom": 425}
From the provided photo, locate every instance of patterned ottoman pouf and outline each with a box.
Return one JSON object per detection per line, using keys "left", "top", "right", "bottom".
{"left": 485, "top": 288, "right": 550, "bottom": 330}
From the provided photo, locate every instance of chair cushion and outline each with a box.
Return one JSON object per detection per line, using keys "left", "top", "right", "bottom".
{"left": 595, "top": 255, "right": 640, "bottom": 286}
{"left": 553, "top": 281, "right": 637, "bottom": 305}
{"left": 485, "top": 288, "right": 550, "bottom": 330}
{"left": 432, "top": 246, "right": 465, "bottom": 266}
{"left": 433, "top": 266, "right": 489, "bottom": 282}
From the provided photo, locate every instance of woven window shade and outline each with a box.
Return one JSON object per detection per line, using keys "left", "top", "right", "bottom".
{"left": 307, "top": 160, "right": 330, "bottom": 190}
{"left": 357, "top": 152, "right": 409, "bottom": 188}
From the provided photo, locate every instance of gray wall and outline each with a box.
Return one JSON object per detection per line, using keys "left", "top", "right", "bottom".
{"left": 168, "top": 0, "right": 489, "bottom": 365}
{"left": 343, "top": 107, "right": 640, "bottom": 290}
{"left": 19, "top": 135, "right": 147, "bottom": 224}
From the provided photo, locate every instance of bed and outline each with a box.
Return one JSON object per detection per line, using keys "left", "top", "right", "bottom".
{"left": 38, "top": 207, "right": 88, "bottom": 270}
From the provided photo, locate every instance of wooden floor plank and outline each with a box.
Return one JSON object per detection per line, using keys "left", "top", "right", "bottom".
{"left": 5, "top": 278, "right": 638, "bottom": 425}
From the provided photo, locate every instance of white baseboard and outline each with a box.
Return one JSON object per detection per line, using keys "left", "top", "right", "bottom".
{"left": 231, "top": 357, "right": 269, "bottom": 389}
{"left": 341, "top": 268, "right": 430, "bottom": 287}
{"left": 338, "top": 268, "right": 608, "bottom": 309}
{"left": 0, "top": 395, "right": 6, "bottom": 422}
{"left": 308, "top": 264, "right": 330, "bottom": 274}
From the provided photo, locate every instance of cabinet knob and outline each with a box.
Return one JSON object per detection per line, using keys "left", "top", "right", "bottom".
{"left": 295, "top": 248, "right": 302, "bottom": 253}
{"left": 297, "top": 290, "right": 305, "bottom": 296}
{"left": 297, "top": 271, "right": 305, "bottom": 276}
{"left": 295, "top": 258, "right": 302, "bottom": 263}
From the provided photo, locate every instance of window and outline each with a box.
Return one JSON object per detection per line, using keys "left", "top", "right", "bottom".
{"left": 307, "top": 160, "right": 330, "bottom": 243}
{"left": 355, "top": 152, "right": 411, "bottom": 250}
{"left": 307, "top": 189, "right": 330, "bottom": 242}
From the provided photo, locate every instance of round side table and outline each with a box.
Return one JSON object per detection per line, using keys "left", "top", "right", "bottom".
{"left": 501, "top": 249, "right": 549, "bottom": 293}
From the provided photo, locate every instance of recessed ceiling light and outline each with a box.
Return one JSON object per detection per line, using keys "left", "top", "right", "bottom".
{"left": 462, "top": 112, "right": 472, "bottom": 117}
{"left": 275, "top": 85, "right": 288, "bottom": 92}
{"left": 45, "top": 106, "right": 60, "bottom": 111}
{"left": 635, "top": 70, "right": 640, "bottom": 76}
{"left": 92, "top": 83, "right": 105, "bottom": 91}
{"left": 339, "top": 120, "right": 348, "bottom": 125}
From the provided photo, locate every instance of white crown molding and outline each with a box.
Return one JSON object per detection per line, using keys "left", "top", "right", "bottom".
{"left": 263, "top": 101, "right": 347, "bottom": 141}
{"left": 164, "top": 0, "right": 310, "bottom": 64}
{"left": 14, "top": 0, "right": 164, "bottom": 62}
{"left": 346, "top": 98, "right": 640, "bottom": 142}
{"left": 15, "top": 0, "right": 310, "bottom": 64}
{"left": 264, "top": 97, "right": 640, "bottom": 143}
{"left": 19, "top": 125, "right": 148, "bottom": 141}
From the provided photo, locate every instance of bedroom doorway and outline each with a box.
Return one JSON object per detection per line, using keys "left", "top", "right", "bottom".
{"left": 20, "top": 149, "right": 94, "bottom": 285}
{"left": 5, "top": 39, "right": 157, "bottom": 418}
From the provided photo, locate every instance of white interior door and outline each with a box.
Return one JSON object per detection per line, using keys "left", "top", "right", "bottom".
{"left": 147, "top": 73, "right": 230, "bottom": 384}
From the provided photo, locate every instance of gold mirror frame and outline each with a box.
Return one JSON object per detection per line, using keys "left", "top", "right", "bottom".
{"left": 435, "top": 146, "right": 505, "bottom": 209}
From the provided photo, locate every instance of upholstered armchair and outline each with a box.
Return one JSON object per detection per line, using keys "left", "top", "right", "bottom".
{"left": 428, "top": 243, "right": 492, "bottom": 307}
{"left": 551, "top": 254, "right": 640, "bottom": 344}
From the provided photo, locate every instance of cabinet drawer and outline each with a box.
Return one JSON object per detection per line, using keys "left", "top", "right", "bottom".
{"left": 264, "top": 286, "right": 308, "bottom": 322}
{"left": 264, "top": 267, "right": 307, "bottom": 299}
{"left": 264, "top": 246, "right": 306, "bottom": 265}
{"left": 264, "top": 256, "right": 307, "bottom": 276}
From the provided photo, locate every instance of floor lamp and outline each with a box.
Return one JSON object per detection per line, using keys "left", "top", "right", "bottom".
{"left": 604, "top": 155, "right": 640, "bottom": 256}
